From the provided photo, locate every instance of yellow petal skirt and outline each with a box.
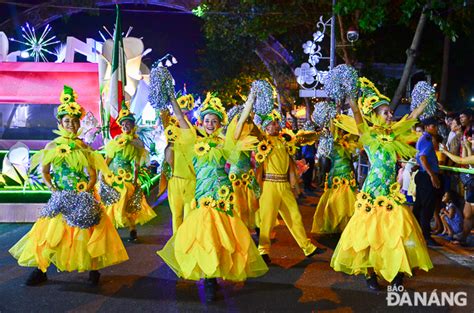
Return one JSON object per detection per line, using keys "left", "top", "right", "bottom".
{"left": 9, "top": 214, "right": 129, "bottom": 272}
{"left": 105, "top": 182, "right": 157, "bottom": 228}
{"left": 311, "top": 184, "right": 356, "bottom": 234}
{"left": 330, "top": 200, "right": 433, "bottom": 282}
{"left": 157, "top": 205, "right": 268, "bottom": 281}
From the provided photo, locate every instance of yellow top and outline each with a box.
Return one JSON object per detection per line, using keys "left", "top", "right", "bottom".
{"left": 264, "top": 136, "right": 289, "bottom": 175}
{"left": 173, "top": 126, "right": 196, "bottom": 179}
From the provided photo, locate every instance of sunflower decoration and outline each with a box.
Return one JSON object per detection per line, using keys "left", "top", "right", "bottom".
{"left": 177, "top": 94, "right": 195, "bottom": 110}
{"left": 341, "top": 178, "right": 349, "bottom": 186}
{"left": 104, "top": 172, "right": 115, "bottom": 185}
{"left": 385, "top": 199, "right": 395, "bottom": 211}
{"left": 356, "top": 77, "right": 390, "bottom": 116}
{"left": 76, "top": 181, "right": 88, "bottom": 192}
{"left": 198, "top": 92, "right": 228, "bottom": 125}
{"left": 364, "top": 202, "right": 373, "bottom": 213}
{"left": 376, "top": 133, "right": 394, "bottom": 143}
{"left": 333, "top": 177, "right": 341, "bottom": 186}
{"left": 393, "top": 192, "right": 406, "bottom": 204}
{"left": 286, "top": 144, "right": 296, "bottom": 156}
{"left": 248, "top": 169, "right": 255, "bottom": 177}
{"left": 355, "top": 200, "right": 365, "bottom": 210}
{"left": 280, "top": 128, "right": 296, "bottom": 143}
{"left": 242, "top": 180, "right": 250, "bottom": 188}
{"left": 350, "top": 178, "right": 357, "bottom": 187}
{"left": 229, "top": 173, "right": 237, "bottom": 182}
{"left": 169, "top": 116, "right": 180, "bottom": 126}
{"left": 164, "top": 125, "right": 179, "bottom": 142}
{"left": 255, "top": 152, "right": 266, "bottom": 164}
{"left": 228, "top": 193, "right": 235, "bottom": 204}
{"left": 124, "top": 172, "right": 133, "bottom": 181}
{"left": 199, "top": 196, "right": 215, "bottom": 209}
{"left": 56, "top": 144, "right": 72, "bottom": 157}
{"left": 357, "top": 191, "right": 371, "bottom": 203}
{"left": 374, "top": 195, "right": 389, "bottom": 210}
{"left": 389, "top": 182, "right": 401, "bottom": 194}
{"left": 117, "top": 168, "right": 126, "bottom": 177}
{"left": 218, "top": 185, "right": 230, "bottom": 199}
{"left": 114, "top": 175, "right": 124, "bottom": 185}
{"left": 257, "top": 140, "right": 272, "bottom": 156}
{"left": 241, "top": 173, "right": 250, "bottom": 182}
{"left": 116, "top": 136, "right": 127, "bottom": 147}
{"left": 232, "top": 179, "right": 242, "bottom": 188}
{"left": 194, "top": 142, "right": 211, "bottom": 156}
{"left": 57, "top": 85, "right": 86, "bottom": 120}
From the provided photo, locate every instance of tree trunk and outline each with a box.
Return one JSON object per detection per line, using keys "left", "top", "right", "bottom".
{"left": 391, "top": 4, "right": 430, "bottom": 109}
{"left": 439, "top": 34, "right": 450, "bottom": 105}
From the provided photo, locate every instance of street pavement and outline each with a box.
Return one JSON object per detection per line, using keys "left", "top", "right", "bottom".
{"left": 0, "top": 190, "right": 473, "bottom": 313}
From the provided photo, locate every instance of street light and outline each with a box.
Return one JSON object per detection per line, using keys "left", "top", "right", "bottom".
{"left": 155, "top": 53, "right": 178, "bottom": 68}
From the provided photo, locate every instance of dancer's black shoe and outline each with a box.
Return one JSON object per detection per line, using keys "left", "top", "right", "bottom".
{"left": 261, "top": 254, "right": 271, "bottom": 265}
{"left": 391, "top": 273, "right": 404, "bottom": 290}
{"left": 129, "top": 229, "right": 138, "bottom": 242}
{"left": 366, "top": 273, "right": 381, "bottom": 291}
{"left": 25, "top": 268, "right": 47, "bottom": 286}
{"left": 89, "top": 270, "right": 101, "bottom": 286}
{"left": 204, "top": 278, "right": 217, "bottom": 303}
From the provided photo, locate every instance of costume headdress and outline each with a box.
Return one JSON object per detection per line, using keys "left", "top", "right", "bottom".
{"left": 198, "top": 92, "right": 228, "bottom": 125}
{"left": 357, "top": 77, "right": 390, "bottom": 116}
{"left": 117, "top": 101, "right": 136, "bottom": 124}
{"left": 260, "top": 109, "right": 282, "bottom": 129}
{"left": 57, "top": 85, "right": 85, "bottom": 120}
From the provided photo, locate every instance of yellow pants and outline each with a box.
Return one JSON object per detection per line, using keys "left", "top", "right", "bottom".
{"left": 258, "top": 181, "right": 316, "bottom": 256}
{"left": 168, "top": 176, "right": 196, "bottom": 233}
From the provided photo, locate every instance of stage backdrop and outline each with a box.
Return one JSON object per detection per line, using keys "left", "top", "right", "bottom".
{"left": 0, "top": 62, "right": 99, "bottom": 119}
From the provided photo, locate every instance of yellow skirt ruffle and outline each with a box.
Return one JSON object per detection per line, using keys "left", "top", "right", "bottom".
{"left": 9, "top": 214, "right": 129, "bottom": 272}
{"left": 311, "top": 184, "right": 356, "bottom": 234}
{"left": 105, "top": 182, "right": 157, "bottom": 228}
{"left": 330, "top": 201, "right": 433, "bottom": 282}
{"left": 157, "top": 205, "right": 268, "bottom": 281}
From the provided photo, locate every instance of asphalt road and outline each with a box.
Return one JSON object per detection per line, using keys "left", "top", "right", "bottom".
{"left": 0, "top": 190, "right": 472, "bottom": 312}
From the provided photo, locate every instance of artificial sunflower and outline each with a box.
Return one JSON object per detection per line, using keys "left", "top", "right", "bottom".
{"left": 389, "top": 182, "right": 401, "bottom": 194}
{"left": 393, "top": 192, "right": 406, "bottom": 204}
{"left": 60, "top": 93, "right": 72, "bottom": 104}
{"left": 124, "top": 172, "right": 133, "bottom": 181}
{"left": 169, "top": 116, "right": 179, "bottom": 126}
{"left": 355, "top": 200, "right": 365, "bottom": 210}
{"left": 194, "top": 142, "right": 210, "bottom": 156}
{"left": 280, "top": 128, "right": 296, "bottom": 143}
{"left": 119, "top": 109, "right": 130, "bottom": 119}
{"left": 104, "top": 173, "right": 115, "bottom": 184}
{"left": 114, "top": 175, "right": 124, "bottom": 185}
{"left": 216, "top": 199, "right": 228, "bottom": 212}
{"left": 232, "top": 179, "right": 242, "bottom": 188}
{"left": 56, "top": 144, "right": 71, "bottom": 156}
{"left": 357, "top": 191, "right": 371, "bottom": 203}
{"left": 209, "top": 97, "right": 222, "bottom": 107}
{"left": 199, "top": 196, "right": 214, "bottom": 208}
{"left": 117, "top": 168, "right": 126, "bottom": 176}
{"left": 165, "top": 125, "right": 178, "bottom": 141}
{"left": 257, "top": 140, "right": 272, "bottom": 155}
{"left": 229, "top": 173, "right": 237, "bottom": 182}
{"left": 76, "top": 181, "right": 87, "bottom": 192}
{"left": 218, "top": 185, "right": 230, "bottom": 198}
{"left": 364, "top": 202, "right": 373, "bottom": 213}
{"left": 333, "top": 177, "right": 341, "bottom": 185}
{"left": 241, "top": 173, "right": 250, "bottom": 182}
{"left": 359, "top": 77, "right": 375, "bottom": 88}
{"left": 385, "top": 199, "right": 395, "bottom": 211}
{"left": 341, "top": 178, "right": 349, "bottom": 186}
{"left": 255, "top": 153, "right": 266, "bottom": 163}
{"left": 248, "top": 168, "right": 255, "bottom": 177}
{"left": 228, "top": 193, "right": 235, "bottom": 204}
{"left": 374, "top": 195, "right": 389, "bottom": 210}
{"left": 376, "top": 133, "right": 394, "bottom": 143}
{"left": 177, "top": 96, "right": 189, "bottom": 109}
{"left": 350, "top": 178, "right": 357, "bottom": 187}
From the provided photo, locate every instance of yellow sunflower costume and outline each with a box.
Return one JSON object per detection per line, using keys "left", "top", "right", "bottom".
{"left": 312, "top": 126, "right": 358, "bottom": 234}
{"left": 255, "top": 111, "right": 321, "bottom": 258}
{"left": 9, "top": 86, "right": 128, "bottom": 277}
{"left": 103, "top": 108, "right": 156, "bottom": 230}
{"left": 157, "top": 93, "right": 268, "bottom": 281}
{"left": 330, "top": 78, "right": 432, "bottom": 283}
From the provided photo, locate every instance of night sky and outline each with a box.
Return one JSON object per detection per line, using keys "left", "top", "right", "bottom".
{"left": 1, "top": 2, "right": 205, "bottom": 94}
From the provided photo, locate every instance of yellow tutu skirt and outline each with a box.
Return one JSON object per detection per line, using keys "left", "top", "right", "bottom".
{"left": 311, "top": 184, "right": 356, "bottom": 234}
{"left": 9, "top": 214, "right": 129, "bottom": 272}
{"left": 157, "top": 205, "right": 268, "bottom": 281}
{"left": 105, "top": 182, "right": 157, "bottom": 228}
{"left": 330, "top": 201, "right": 433, "bottom": 282}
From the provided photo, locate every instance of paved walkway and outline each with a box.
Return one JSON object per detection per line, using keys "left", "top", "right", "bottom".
{"left": 0, "top": 190, "right": 472, "bottom": 312}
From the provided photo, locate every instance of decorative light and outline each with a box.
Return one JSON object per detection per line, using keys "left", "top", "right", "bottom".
{"left": 165, "top": 59, "right": 172, "bottom": 67}
{"left": 10, "top": 23, "right": 61, "bottom": 62}
{"left": 20, "top": 51, "right": 30, "bottom": 58}
{"left": 171, "top": 56, "right": 177, "bottom": 64}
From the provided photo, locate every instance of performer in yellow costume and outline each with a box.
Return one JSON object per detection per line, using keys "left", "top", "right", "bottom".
{"left": 330, "top": 77, "right": 433, "bottom": 290}
{"left": 311, "top": 127, "right": 358, "bottom": 234}
{"left": 255, "top": 110, "right": 325, "bottom": 264}
{"left": 10, "top": 86, "right": 128, "bottom": 286}
{"left": 103, "top": 103, "right": 157, "bottom": 241}
{"left": 157, "top": 89, "right": 268, "bottom": 303}
{"left": 162, "top": 96, "right": 196, "bottom": 233}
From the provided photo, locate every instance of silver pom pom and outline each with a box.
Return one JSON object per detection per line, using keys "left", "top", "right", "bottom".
{"left": 126, "top": 185, "right": 143, "bottom": 214}
{"left": 324, "top": 64, "right": 358, "bottom": 102}
{"left": 39, "top": 191, "right": 62, "bottom": 218}
{"left": 253, "top": 114, "right": 263, "bottom": 127}
{"left": 148, "top": 66, "right": 174, "bottom": 110}
{"left": 411, "top": 81, "right": 437, "bottom": 120}
{"left": 227, "top": 105, "right": 244, "bottom": 124}
{"left": 99, "top": 178, "right": 120, "bottom": 206}
{"left": 316, "top": 132, "right": 333, "bottom": 158}
{"left": 312, "top": 101, "right": 336, "bottom": 128}
{"left": 303, "top": 120, "right": 316, "bottom": 131}
{"left": 251, "top": 80, "right": 274, "bottom": 115}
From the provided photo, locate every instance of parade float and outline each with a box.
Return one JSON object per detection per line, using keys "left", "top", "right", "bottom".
{"left": 0, "top": 22, "right": 165, "bottom": 222}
